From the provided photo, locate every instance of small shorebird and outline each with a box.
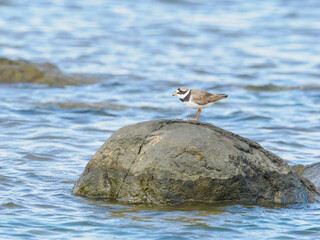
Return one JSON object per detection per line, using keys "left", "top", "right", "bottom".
{"left": 173, "top": 87, "right": 228, "bottom": 120}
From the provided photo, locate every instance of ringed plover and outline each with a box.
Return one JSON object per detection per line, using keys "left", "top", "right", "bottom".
{"left": 173, "top": 87, "right": 228, "bottom": 120}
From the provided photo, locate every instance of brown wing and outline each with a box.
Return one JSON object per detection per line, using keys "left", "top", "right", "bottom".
{"left": 191, "top": 89, "right": 228, "bottom": 105}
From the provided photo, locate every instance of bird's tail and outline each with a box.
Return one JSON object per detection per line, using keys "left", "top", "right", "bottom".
{"left": 218, "top": 94, "right": 228, "bottom": 99}
{"left": 211, "top": 93, "right": 228, "bottom": 102}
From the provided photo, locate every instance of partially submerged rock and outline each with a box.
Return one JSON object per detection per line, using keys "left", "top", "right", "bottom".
{"left": 0, "top": 57, "right": 44, "bottom": 83}
{"left": 72, "top": 119, "right": 318, "bottom": 205}
{"left": 292, "top": 163, "right": 320, "bottom": 192}
{"left": 0, "top": 57, "right": 95, "bottom": 86}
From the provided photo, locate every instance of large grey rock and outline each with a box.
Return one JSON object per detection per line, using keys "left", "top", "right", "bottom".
{"left": 72, "top": 119, "right": 318, "bottom": 205}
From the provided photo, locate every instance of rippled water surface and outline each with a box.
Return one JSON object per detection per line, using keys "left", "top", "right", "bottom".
{"left": 1, "top": 0, "right": 320, "bottom": 239}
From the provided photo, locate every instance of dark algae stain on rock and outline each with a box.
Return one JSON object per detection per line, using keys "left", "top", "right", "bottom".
{"left": 72, "top": 119, "right": 318, "bottom": 205}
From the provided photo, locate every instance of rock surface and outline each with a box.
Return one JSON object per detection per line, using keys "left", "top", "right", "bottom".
{"left": 292, "top": 163, "right": 320, "bottom": 192}
{"left": 72, "top": 119, "right": 318, "bottom": 205}
{"left": 0, "top": 57, "right": 95, "bottom": 86}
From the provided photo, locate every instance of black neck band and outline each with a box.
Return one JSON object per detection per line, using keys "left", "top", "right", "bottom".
{"left": 180, "top": 90, "right": 191, "bottom": 102}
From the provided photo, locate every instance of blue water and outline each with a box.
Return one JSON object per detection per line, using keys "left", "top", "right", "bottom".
{"left": 0, "top": 0, "right": 320, "bottom": 239}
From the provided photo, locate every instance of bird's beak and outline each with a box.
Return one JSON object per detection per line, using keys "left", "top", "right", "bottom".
{"left": 173, "top": 92, "right": 177, "bottom": 96}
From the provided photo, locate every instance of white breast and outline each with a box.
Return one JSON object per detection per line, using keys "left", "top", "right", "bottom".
{"left": 183, "top": 95, "right": 215, "bottom": 109}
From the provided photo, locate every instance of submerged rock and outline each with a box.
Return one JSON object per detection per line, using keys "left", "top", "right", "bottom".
{"left": 0, "top": 57, "right": 95, "bottom": 86}
{"left": 38, "top": 101, "right": 128, "bottom": 111}
{"left": 72, "top": 119, "right": 318, "bottom": 205}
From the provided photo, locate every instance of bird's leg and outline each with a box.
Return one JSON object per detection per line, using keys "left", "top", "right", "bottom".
{"left": 190, "top": 109, "right": 201, "bottom": 121}
{"left": 195, "top": 109, "right": 201, "bottom": 120}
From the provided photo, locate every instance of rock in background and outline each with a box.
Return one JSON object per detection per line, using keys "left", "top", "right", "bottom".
{"left": 0, "top": 57, "right": 95, "bottom": 86}
{"left": 72, "top": 119, "right": 318, "bottom": 205}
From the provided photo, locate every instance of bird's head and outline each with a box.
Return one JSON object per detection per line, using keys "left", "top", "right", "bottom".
{"left": 173, "top": 87, "right": 190, "bottom": 99}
